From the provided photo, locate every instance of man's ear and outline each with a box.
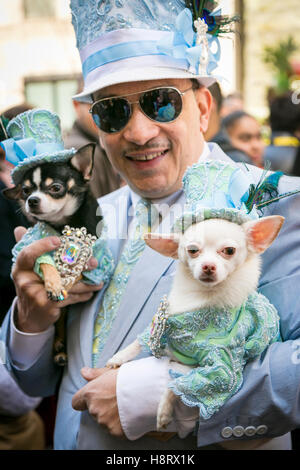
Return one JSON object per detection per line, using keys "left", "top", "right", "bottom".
{"left": 2, "top": 185, "right": 22, "bottom": 200}
{"left": 195, "top": 87, "right": 212, "bottom": 134}
{"left": 70, "top": 143, "right": 96, "bottom": 181}
{"left": 243, "top": 215, "right": 285, "bottom": 254}
{"left": 144, "top": 233, "right": 180, "bottom": 259}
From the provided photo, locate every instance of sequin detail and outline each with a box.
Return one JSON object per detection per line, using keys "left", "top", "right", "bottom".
{"left": 11, "top": 221, "right": 114, "bottom": 286}
{"left": 138, "top": 292, "right": 280, "bottom": 420}
{"left": 172, "top": 160, "right": 258, "bottom": 233}
{"left": 70, "top": 0, "right": 185, "bottom": 49}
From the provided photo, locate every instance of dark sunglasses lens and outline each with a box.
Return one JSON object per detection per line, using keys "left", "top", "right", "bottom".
{"left": 140, "top": 88, "right": 182, "bottom": 123}
{"left": 91, "top": 98, "right": 131, "bottom": 133}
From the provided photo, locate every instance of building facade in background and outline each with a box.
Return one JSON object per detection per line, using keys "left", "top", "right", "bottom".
{"left": 0, "top": 0, "right": 81, "bottom": 129}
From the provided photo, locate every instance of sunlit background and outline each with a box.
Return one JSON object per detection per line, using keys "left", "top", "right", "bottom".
{"left": 1, "top": 0, "right": 300, "bottom": 130}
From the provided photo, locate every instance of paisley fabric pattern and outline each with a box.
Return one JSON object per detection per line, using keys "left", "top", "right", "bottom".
{"left": 92, "top": 199, "right": 159, "bottom": 367}
{"left": 138, "top": 292, "right": 281, "bottom": 420}
{"left": 70, "top": 0, "right": 185, "bottom": 49}
{"left": 172, "top": 160, "right": 259, "bottom": 233}
{"left": 12, "top": 221, "right": 114, "bottom": 286}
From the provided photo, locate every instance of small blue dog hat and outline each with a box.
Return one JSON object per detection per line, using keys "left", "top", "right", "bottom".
{"left": 70, "top": 1, "right": 238, "bottom": 102}
{"left": 0, "top": 109, "right": 76, "bottom": 185}
{"left": 172, "top": 160, "right": 259, "bottom": 233}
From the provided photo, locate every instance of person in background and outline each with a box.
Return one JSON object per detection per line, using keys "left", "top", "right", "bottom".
{"left": 220, "top": 92, "right": 244, "bottom": 118}
{"left": 64, "top": 79, "right": 122, "bottom": 199}
{"left": 264, "top": 92, "right": 300, "bottom": 175}
{"left": 222, "top": 111, "right": 265, "bottom": 168}
{"left": 0, "top": 105, "right": 32, "bottom": 323}
{"left": 205, "top": 83, "right": 252, "bottom": 164}
{"left": 0, "top": 111, "right": 44, "bottom": 450}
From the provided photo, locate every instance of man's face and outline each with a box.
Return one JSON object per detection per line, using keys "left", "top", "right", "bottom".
{"left": 227, "top": 116, "right": 265, "bottom": 167}
{"left": 94, "top": 79, "right": 211, "bottom": 199}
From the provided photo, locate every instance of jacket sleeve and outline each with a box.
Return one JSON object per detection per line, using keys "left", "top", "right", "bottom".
{"left": 0, "top": 306, "right": 62, "bottom": 398}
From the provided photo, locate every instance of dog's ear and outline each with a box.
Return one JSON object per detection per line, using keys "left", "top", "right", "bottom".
{"left": 243, "top": 215, "right": 285, "bottom": 254}
{"left": 2, "top": 185, "right": 22, "bottom": 200}
{"left": 144, "top": 233, "right": 180, "bottom": 258}
{"left": 70, "top": 143, "right": 96, "bottom": 181}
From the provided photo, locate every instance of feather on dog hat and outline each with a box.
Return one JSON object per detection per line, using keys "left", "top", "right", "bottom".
{"left": 0, "top": 109, "right": 76, "bottom": 186}
{"left": 70, "top": 0, "right": 238, "bottom": 102}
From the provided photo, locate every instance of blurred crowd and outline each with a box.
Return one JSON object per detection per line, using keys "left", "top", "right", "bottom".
{"left": 1, "top": 78, "right": 300, "bottom": 450}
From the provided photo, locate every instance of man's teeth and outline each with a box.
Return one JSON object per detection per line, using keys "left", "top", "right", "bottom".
{"left": 128, "top": 151, "right": 165, "bottom": 161}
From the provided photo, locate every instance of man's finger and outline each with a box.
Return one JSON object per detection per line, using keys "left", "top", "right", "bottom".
{"left": 72, "top": 390, "right": 88, "bottom": 411}
{"left": 80, "top": 366, "right": 107, "bottom": 381}
{"left": 68, "top": 281, "right": 103, "bottom": 295}
{"left": 86, "top": 257, "right": 98, "bottom": 271}
{"left": 14, "top": 226, "right": 28, "bottom": 242}
{"left": 16, "top": 236, "right": 61, "bottom": 270}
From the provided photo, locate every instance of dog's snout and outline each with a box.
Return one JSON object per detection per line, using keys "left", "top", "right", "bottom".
{"left": 202, "top": 264, "right": 216, "bottom": 275}
{"left": 28, "top": 196, "right": 40, "bottom": 208}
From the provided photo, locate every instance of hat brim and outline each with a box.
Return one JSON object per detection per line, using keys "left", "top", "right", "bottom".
{"left": 11, "top": 149, "right": 76, "bottom": 185}
{"left": 73, "top": 66, "right": 216, "bottom": 103}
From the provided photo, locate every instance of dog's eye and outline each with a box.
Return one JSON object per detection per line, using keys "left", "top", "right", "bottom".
{"left": 49, "top": 183, "right": 63, "bottom": 193}
{"left": 187, "top": 244, "right": 201, "bottom": 258}
{"left": 221, "top": 247, "right": 236, "bottom": 257}
{"left": 22, "top": 187, "right": 31, "bottom": 197}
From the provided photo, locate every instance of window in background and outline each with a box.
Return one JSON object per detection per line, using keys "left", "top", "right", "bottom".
{"left": 25, "top": 76, "right": 80, "bottom": 132}
{"left": 23, "top": 0, "right": 55, "bottom": 18}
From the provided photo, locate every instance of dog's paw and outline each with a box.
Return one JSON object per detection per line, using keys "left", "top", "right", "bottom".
{"left": 46, "top": 286, "right": 67, "bottom": 302}
{"left": 156, "top": 391, "right": 175, "bottom": 431}
{"left": 157, "top": 410, "right": 173, "bottom": 431}
{"left": 106, "top": 353, "right": 127, "bottom": 368}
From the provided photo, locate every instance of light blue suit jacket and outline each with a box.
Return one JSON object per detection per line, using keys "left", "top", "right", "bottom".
{"left": 2, "top": 143, "right": 300, "bottom": 449}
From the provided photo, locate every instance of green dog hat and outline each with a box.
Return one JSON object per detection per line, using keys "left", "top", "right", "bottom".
{"left": 0, "top": 108, "right": 76, "bottom": 185}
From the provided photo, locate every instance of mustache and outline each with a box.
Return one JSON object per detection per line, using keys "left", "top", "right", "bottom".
{"left": 122, "top": 141, "right": 171, "bottom": 156}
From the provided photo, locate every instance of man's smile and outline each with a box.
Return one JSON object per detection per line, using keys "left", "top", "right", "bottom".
{"left": 124, "top": 149, "right": 169, "bottom": 168}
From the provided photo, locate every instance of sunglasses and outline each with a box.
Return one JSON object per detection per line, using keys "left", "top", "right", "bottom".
{"left": 89, "top": 86, "right": 193, "bottom": 134}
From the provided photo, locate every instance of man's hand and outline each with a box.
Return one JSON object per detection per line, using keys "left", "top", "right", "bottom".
{"left": 72, "top": 366, "right": 124, "bottom": 438}
{"left": 12, "top": 226, "right": 103, "bottom": 333}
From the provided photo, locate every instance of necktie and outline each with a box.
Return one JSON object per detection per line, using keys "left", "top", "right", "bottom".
{"left": 92, "top": 198, "right": 158, "bottom": 367}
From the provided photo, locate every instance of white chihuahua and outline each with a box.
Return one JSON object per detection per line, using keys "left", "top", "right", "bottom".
{"left": 107, "top": 214, "right": 284, "bottom": 435}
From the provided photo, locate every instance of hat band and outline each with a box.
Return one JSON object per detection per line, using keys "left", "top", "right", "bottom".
{"left": 80, "top": 9, "right": 221, "bottom": 85}
{"left": 82, "top": 39, "right": 163, "bottom": 79}
{"left": 0, "top": 137, "right": 64, "bottom": 166}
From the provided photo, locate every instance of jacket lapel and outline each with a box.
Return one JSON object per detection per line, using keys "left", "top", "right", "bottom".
{"left": 78, "top": 187, "right": 132, "bottom": 367}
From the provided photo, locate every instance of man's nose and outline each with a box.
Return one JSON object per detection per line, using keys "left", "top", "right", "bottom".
{"left": 122, "top": 104, "right": 160, "bottom": 145}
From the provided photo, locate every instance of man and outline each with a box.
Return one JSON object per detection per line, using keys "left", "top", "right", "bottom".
{"left": 1, "top": 1, "right": 300, "bottom": 450}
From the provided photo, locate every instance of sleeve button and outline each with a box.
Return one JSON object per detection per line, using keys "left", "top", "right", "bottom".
{"left": 256, "top": 425, "right": 268, "bottom": 435}
{"left": 232, "top": 425, "right": 245, "bottom": 437}
{"left": 221, "top": 426, "right": 233, "bottom": 439}
{"left": 244, "top": 426, "right": 256, "bottom": 437}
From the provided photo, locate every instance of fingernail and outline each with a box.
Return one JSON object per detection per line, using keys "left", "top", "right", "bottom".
{"left": 89, "top": 257, "right": 98, "bottom": 269}
{"left": 51, "top": 237, "right": 61, "bottom": 248}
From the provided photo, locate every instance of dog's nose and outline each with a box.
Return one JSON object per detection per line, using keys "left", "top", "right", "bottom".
{"left": 28, "top": 196, "right": 40, "bottom": 208}
{"left": 202, "top": 264, "right": 216, "bottom": 275}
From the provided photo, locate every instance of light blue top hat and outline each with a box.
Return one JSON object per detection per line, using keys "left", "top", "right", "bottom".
{"left": 172, "top": 160, "right": 259, "bottom": 233}
{"left": 70, "top": 1, "right": 237, "bottom": 102}
{"left": 0, "top": 109, "right": 76, "bottom": 186}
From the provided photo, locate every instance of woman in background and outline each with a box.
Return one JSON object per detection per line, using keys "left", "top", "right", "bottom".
{"left": 222, "top": 111, "right": 265, "bottom": 168}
